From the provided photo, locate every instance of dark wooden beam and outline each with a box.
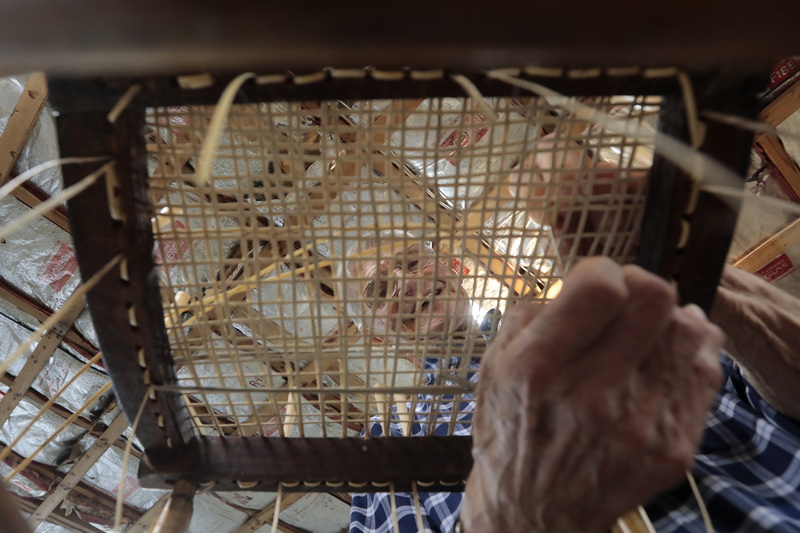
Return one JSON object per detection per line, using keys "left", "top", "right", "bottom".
{"left": 139, "top": 435, "right": 472, "bottom": 493}
{"left": 0, "top": 1, "right": 798, "bottom": 76}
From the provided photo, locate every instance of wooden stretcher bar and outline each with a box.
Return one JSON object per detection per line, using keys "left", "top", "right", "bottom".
{"left": 1, "top": 1, "right": 798, "bottom": 76}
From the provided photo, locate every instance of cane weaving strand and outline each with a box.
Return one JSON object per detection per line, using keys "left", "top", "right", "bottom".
{"left": 144, "top": 95, "right": 657, "bottom": 439}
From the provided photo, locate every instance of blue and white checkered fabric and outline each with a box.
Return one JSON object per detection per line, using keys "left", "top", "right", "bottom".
{"left": 646, "top": 354, "right": 800, "bottom": 532}
{"left": 349, "top": 356, "right": 478, "bottom": 533}
{"left": 352, "top": 351, "right": 800, "bottom": 533}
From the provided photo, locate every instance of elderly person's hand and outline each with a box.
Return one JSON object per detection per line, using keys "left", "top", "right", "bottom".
{"left": 462, "top": 257, "right": 724, "bottom": 533}
{"left": 712, "top": 264, "right": 800, "bottom": 420}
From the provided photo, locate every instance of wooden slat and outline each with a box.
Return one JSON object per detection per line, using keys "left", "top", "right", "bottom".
{"left": 0, "top": 73, "right": 47, "bottom": 183}
{"left": 0, "top": 293, "right": 86, "bottom": 426}
{"left": 125, "top": 494, "right": 169, "bottom": 533}
{"left": 0, "top": 73, "right": 70, "bottom": 232}
{"left": 27, "top": 413, "right": 129, "bottom": 528}
{"left": 12, "top": 493, "right": 102, "bottom": 533}
{"left": 4, "top": 183, "right": 71, "bottom": 233}
{"left": 733, "top": 216, "right": 800, "bottom": 273}
{"left": 753, "top": 75, "right": 800, "bottom": 203}
{"left": 0, "top": 277, "right": 96, "bottom": 355}
{"left": 0, "top": 373, "right": 137, "bottom": 458}
{"left": 761, "top": 78, "right": 800, "bottom": 127}
{"left": 274, "top": 521, "right": 311, "bottom": 533}
{"left": 755, "top": 134, "right": 800, "bottom": 202}
{"left": 1, "top": 445, "right": 142, "bottom": 527}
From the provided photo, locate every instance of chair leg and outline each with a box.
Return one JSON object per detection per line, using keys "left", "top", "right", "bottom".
{"left": 151, "top": 479, "right": 197, "bottom": 533}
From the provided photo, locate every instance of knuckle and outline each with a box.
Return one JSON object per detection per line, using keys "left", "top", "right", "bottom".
{"left": 495, "top": 307, "right": 532, "bottom": 340}
{"left": 480, "top": 342, "right": 504, "bottom": 367}
{"left": 624, "top": 266, "right": 677, "bottom": 310}
{"left": 651, "top": 280, "right": 678, "bottom": 309}
{"left": 699, "top": 355, "right": 723, "bottom": 389}
{"left": 707, "top": 322, "right": 726, "bottom": 348}
{"left": 663, "top": 440, "right": 695, "bottom": 472}
{"left": 622, "top": 421, "right": 653, "bottom": 450}
{"left": 584, "top": 389, "right": 621, "bottom": 424}
{"left": 569, "top": 258, "right": 628, "bottom": 304}
{"left": 508, "top": 303, "right": 540, "bottom": 321}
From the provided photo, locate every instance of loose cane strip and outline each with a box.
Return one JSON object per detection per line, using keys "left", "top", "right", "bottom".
{"left": 0, "top": 160, "right": 113, "bottom": 242}
{"left": 2, "top": 382, "right": 112, "bottom": 481}
{"left": 114, "top": 387, "right": 153, "bottom": 533}
{"left": 0, "top": 352, "right": 104, "bottom": 468}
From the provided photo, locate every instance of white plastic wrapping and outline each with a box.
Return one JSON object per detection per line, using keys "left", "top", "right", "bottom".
{"left": 0, "top": 389, "right": 85, "bottom": 465}
{"left": 390, "top": 98, "right": 535, "bottom": 210}
{"left": 174, "top": 356, "right": 285, "bottom": 419}
{"left": 254, "top": 263, "right": 340, "bottom": 340}
{"left": 0, "top": 300, "right": 43, "bottom": 377}
{"left": 33, "top": 521, "right": 74, "bottom": 533}
{"left": 77, "top": 444, "right": 167, "bottom": 512}
{"left": 153, "top": 202, "right": 241, "bottom": 298}
{"left": 776, "top": 111, "right": 800, "bottom": 170}
{"left": 0, "top": 312, "right": 110, "bottom": 468}
{"left": 0, "top": 195, "right": 98, "bottom": 348}
{"left": 33, "top": 352, "right": 118, "bottom": 427}
{"left": 187, "top": 492, "right": 250, "bottom": 532}
{"left": 0, "top": 293, "right": 114, "bottom": 424}
{"left": 213, "top": 490, "right": 278, "bottom": 512}
{"left": 276, "top": 493, "right": 350, "bottom": 533}
{"left": 0, "top": 460, "right": 49, "bottom": 499}
{"left": 728, "top": 193, "right": 795, "bottom": 260}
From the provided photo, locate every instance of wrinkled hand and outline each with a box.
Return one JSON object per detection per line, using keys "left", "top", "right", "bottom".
{"left": 712, "top": 265, "right": 800, "bottom": 419}
{"left": 462, "top": 258, "right": 724, "bottom": 533}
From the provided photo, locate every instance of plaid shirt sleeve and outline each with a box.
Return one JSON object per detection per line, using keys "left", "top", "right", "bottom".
{"left": 354, "top": 350, "right": 800, "bottom": 533}
{"left": 646, "top": 353, "right": 800, "bottom": 532}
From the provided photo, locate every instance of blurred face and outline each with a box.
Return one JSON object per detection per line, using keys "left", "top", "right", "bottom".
{"left": 355, "top": 243, "right": 471, "bottom": 340}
